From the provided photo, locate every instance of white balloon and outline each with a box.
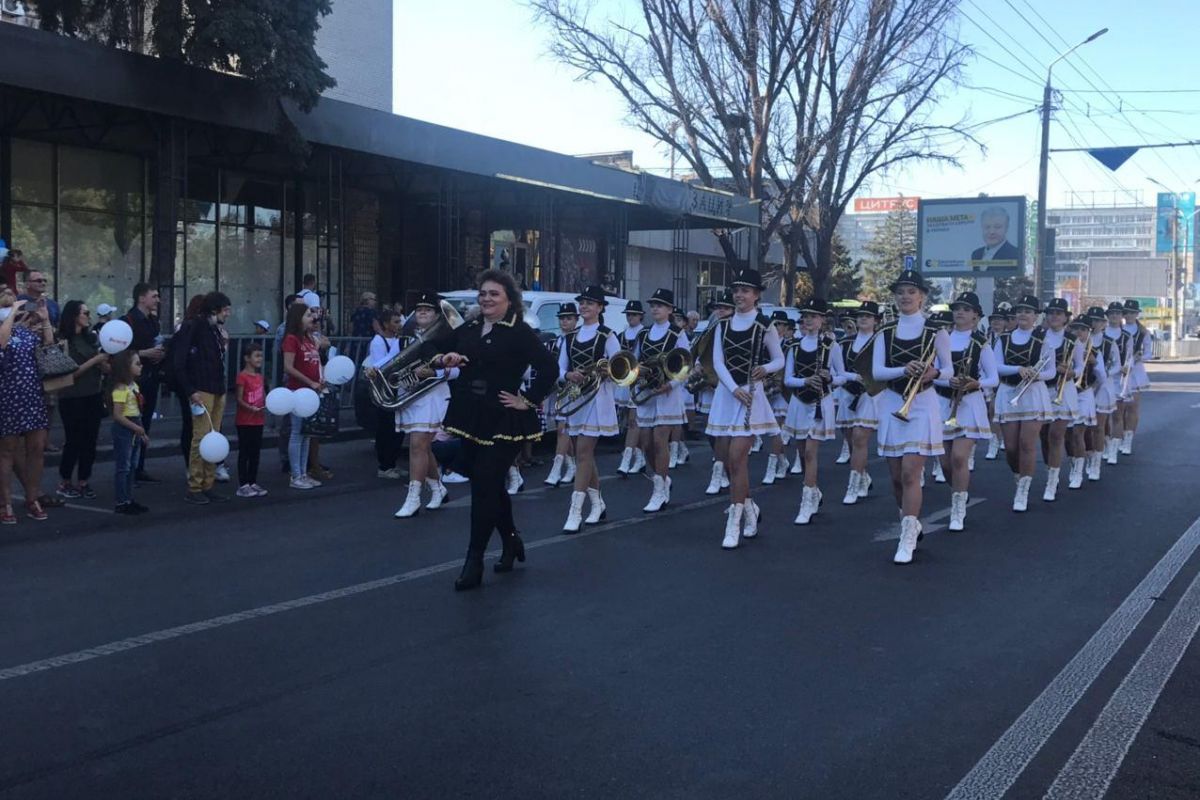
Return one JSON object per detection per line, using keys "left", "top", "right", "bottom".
{"left": 199, "top": 431, "right": 230, "bottom": 464}
{"left": 98, "top": 319, "right": 134, "bottom": 354}
{"left": 265, "top": 387, "right": 295, "bottom": 416}
{"left": 325, "top": 355, "right": 356, "bottom": 386}
{"left": 292, "top": 387, "right": 321, "bottom": 418}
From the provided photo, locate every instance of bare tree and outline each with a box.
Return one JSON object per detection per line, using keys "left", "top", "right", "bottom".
{"left": 530, "top": 0, "right": 976, "bottom": 302}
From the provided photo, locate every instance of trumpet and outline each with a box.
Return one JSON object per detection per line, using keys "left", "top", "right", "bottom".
{"left": 555, "top": 350, "right": 639, "bottom": 417}
{"left": 1118, "top": 331, "right": 1135, "bottom": 400}
{"left": 1052, "top": 338, "right": 1076, "bottom": 406}
{"left": 632, "top": 347, "right": 691, "bottom": 405}
{"left": 892, "top": 336, "right": 938, "bottom": 423}
{"left": 943, "top": 338, "right": 978, "bottom": 430}
{"left": 1008, "top": 351, "right": 1053, "bottom": 406}
{"left": 1075, "top": 337, "right": 1095, "bottom": 389}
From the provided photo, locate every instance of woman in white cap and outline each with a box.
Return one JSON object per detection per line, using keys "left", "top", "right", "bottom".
{"left": 705, "top": 269, "right": 784, "bottom": 550}
{"left": 615, "top": 300, "right": 645, "bottom": 476}
{"left": 1101, "top": 302, "right": 1131, "bottom": 465}
{"left": 871, "top": 269, "right": 952, "bottom": 564}
{"left": 1085, "top": 306, "right": 1117, "bottom": 481}
{"left": 392, "top": 292, "right": 456, "bottom": 519}
{"left": 1119, "top": 299, "right": 1152, "bottom": 455}
{"left": 634, "top": 288, "right": 690, "bottom": 513}
{"left": 1066, "top": 314, "right": 1104, "bottom": 489}
{"left": 935, "top": 292, "right": 997, "bottom": 531}
{"left": 994, "top": 295, "right": 1055, "bottom": 512}
{"left": 782, "top": 298, "right": 844, "bottom": 525}
{"left": 1038, "top": 298, "right": 1084, "bottom": 501}
{"left": 558, "top": 286, "right": 620, "bottom": 532}
{"left": 835, "top": 301, "right": 882, "bottom": 506}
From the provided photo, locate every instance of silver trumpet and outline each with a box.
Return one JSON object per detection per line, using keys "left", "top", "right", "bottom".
{"left": 1008, "top": 351, "right": 1053, "bottom": 406}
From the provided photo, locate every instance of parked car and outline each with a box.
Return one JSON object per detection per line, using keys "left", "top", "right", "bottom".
{"left": 440, "top": 290, "right": 630, "bottom": 341}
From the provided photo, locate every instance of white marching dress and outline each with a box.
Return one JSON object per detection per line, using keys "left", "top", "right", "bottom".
{"left": 935, "top": 329, "right": 999, "bottom": 441}
{"left": 781, "top": 333, "right": 843, "bottom": 443}
{"left": 705, "top": 310, "right": 785, "bottom": 437}
{"left": 835, "top": 332, "right": 879, "bottom": 430}
{"left": 560, "top": 322, "right": 620, "bottom": 437}
{"left": 994, "top": 327, "right": 1056, "bottom": 423}
{"left": 872, "top": 312, "right": 953, "bottom": 458}
{"left": 634, "top": 322, "right": 690, "bottom": 428}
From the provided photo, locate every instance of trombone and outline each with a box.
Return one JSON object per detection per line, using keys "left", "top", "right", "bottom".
{"left": 1008, "top": 351, "right": 1053, "bottom": 406}
{"left": 892, "top": 336, "right": 938, "bottom": 423}
{"left": 1051, "top": 338, "right": 1076, "bottom": 406}
{"left": 1074, "top": 336, "right": 1095, "bottom": 390}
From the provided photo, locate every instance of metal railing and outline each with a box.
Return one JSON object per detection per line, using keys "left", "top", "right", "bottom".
{"left": 1153, "top": 339, "right": 1200, "bottom": 360}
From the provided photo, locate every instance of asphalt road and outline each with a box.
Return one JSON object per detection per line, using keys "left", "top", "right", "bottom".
{"left": 2, "top": 362, "right": 1200, "bottom": 799}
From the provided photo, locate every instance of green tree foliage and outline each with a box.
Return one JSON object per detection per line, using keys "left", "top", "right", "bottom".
{"left": 31, "top": 0, "right": 335, "bottom": 111}
{"left": 791, "top": 233, "right": 861, "bottom": 305}
{"left": 859, "top": 208, "right": 917, "bottom": 303}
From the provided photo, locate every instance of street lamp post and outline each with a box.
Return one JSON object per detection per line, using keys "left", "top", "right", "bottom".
{"left": 1148, "top": 178, "right": 1200, "bottom": 347}
{"left": 1036, "top": 27, "right": 1109, "bottom": 302}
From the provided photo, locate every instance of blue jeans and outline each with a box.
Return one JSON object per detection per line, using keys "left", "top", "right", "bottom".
{"left": 288, "top": 413, "right": 311, "bottom": 480}
{"left": 112, "top": 422, "right": 136, "bottom": 505}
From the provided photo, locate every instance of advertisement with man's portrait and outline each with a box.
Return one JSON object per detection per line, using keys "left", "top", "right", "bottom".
{"left": 917, "top": 196, "right": 1026, "bottom": 277}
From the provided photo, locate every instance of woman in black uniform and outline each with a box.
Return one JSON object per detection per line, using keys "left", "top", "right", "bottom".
{"left": 428, "top": 270, "right": 558, "bottom": 591}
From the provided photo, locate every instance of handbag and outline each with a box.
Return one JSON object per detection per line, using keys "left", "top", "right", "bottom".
{"left": 301, "top": 387, "right": 341, "bottom": 439}
{"left": 36, "top": 342, "right": 79, "bottom": 379}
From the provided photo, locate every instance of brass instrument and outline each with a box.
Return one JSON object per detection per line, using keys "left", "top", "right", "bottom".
{"left": 1008, "top": 350, "right": 1054, "bottom": 406}
{"left": 743, "top": 322, "right": 764, "bottom": 429}
{"left": 1075, "top": 336, "right": 1095, "bottom": 390}
{"left": 556, "top": 350, "right": 639, "bottom": 417}
{"left": 364, "top": 300, "right": 464, "bottom": 411}
{"left": 684, "top": 320, "right": 719, "bottom": 393}
{"left": 892, "top": 335, "right": 938, "bottom": 423}
{"left": 1118, "top": 329, "right": 1136, "bottom": 400}
{"left": 943, "top": 337, "right": 979, "bottom": 430}
{"left": 847, "top": 331, "right": 882, "bottom": 411}
{"left": 1051, "top": 337, "right": 1076, "bottom": 406}
{"left": 632, "top": 347, "right": 691, "bottom": 404}
{"left": 811, "top": 336, "right": 831, "bottom": 422}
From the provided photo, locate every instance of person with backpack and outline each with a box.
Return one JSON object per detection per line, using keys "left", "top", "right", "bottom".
{"left": 125, "top": 283, "right": 165, "bottom": 483}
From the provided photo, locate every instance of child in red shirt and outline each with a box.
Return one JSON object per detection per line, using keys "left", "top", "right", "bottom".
{"left": 235, "top": 343, "right": 268, "bottom": 497}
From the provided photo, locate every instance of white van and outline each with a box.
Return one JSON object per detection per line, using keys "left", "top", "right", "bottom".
{"left": 441, "top": 290, "right": 631, "bottom": 338}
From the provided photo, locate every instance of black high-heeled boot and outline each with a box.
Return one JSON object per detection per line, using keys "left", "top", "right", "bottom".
{"left": 455, "top": 554, "right": 484, "bottom": 591}
{"left": 494, "top": 530, "right": 526, "bottom": 573}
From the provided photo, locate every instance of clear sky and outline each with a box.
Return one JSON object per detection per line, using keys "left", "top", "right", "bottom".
{"left": 393, "top": 0, "right": 1200, "bottom": 210}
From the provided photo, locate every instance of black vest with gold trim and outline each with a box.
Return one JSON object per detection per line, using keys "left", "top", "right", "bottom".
{"left": 718, "top": 316, "right": 768, "bottom": 388}
{"left": 792, "top": 334, "right": 833, "bottom": 404}
{"left": 999, "top": 327, "right": 1046, "bottom": 387}
{"left": 880, "top": 320, "right": 937, "bottom": 394}
{"left": 564, "top": 325, "right": 612, "bottom": 372}
{"left": 935, "top": 330, "right": 986, "bottom": 398}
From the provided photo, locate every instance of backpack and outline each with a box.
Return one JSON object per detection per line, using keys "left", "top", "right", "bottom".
{"left": 158, "top": 323, "right": 185, "bottom": 393}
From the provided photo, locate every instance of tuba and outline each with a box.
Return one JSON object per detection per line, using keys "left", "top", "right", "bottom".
{"left": 364, "top": 300, "right": 464, "bottom": 411}
{"left": 556, "top": 350, "right": 639, "bottom": 417}
{"left": 632, "top": 347, "right": 692, "bottom": 404}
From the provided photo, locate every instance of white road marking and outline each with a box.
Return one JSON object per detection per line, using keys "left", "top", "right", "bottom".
{"left": 12, "top": 495, "right": 115, "bottom": 515}
{"left": 872, "top": 498, "right": 986, "bottom": 541}
{"left": 0, "top": 491, "right": 739, "bottom": 682}
{"left": 1043, "top": 566, "right": 1200, "bottom": 800}
{"left": 943, "top": 513, "right": 1200, "bottom": 800}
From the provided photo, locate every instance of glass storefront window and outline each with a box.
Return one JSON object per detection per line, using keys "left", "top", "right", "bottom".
{"left": 219, "top": 224, "right": 282, "bottom": 333}
{"left": 59, "top": 146, "right": 142, "bottom": 215}
{"left": 184, "top": 221, "right": 216, "bottom": 305}
{"left": 11, "top": 139, "right": 53, "bottom": 204}
{"left": 11, "top": 205, "right": 56, "bottom": 276}
{"left": 58, "top": 209, "right": 143, "bottom": 308}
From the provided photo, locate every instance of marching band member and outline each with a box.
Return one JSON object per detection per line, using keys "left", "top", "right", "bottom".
{"left": 423, "top": 270, "right": 558, "bottom": 591}
{"left": 706, "top": 269, "right": 784, "bottom": 549}
{"left": 935, "top": 292, "right": 997, "bottom": 531}
{"left": 928, "top": 309, "right": 954, "bottom": 484}
{"left": 558, "top": 286, "right": 620, "bottom": 532}
{"left": 669, "top": 307, "right": 693, "bottom": 469}
{"left": 392, "top": 293, "right": 455, "bottom": 519}
{"left": 835, "top": 300, "right": 882, "bottom": 505}
{"left": 1102, "top": 302, "right": 1131, "bottom": 465}
{"left": 872, "top": 269, "right": 953, "bottom": 564}
{"left": 783, "top": 298, "right": 844, "bottom": 524}
{"left": 615, "top": 300, "right": 646, "bottom": 476}
{"left": 984, "top": 302, "right": 1013, "bottom": 460}
{"left": 1119, "top": 299, "right": 1152, "bottom": 454}
{"left": 1038, "top": 298, "right": 1084, "bottom": 502}
{"left": 1087, "top": 306, "right": 1118, "bottom": 481}
{"left": 701, "top": 291, "right": 735, "bottom": 495}
{"left": 994, "top": 295, "right": 1055, "bottom": 512}
{"left": 635, "top": 288, "right": 690, "bottom": 513}
{"left": 761, "top": 310, "right": 794, "bottom": 484}
{"left": 544, "top": 303, "right": 578, "bottom": 486}
{"left": 1067, "top": 315, "right": 1104, "bottom": 489}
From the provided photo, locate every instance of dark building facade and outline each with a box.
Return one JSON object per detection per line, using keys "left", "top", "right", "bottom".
{"left": 0, "top": 23, "right": 757, "bottom": 332}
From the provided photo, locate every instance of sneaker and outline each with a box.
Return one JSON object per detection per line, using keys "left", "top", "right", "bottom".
{"left": 377, "top": 467, "right": 403, "bottom": 479}
{"left": 311, "top": 466, "right": 334, "bottom": 480}
{"left": 56, "top": 482, "right": 81, "bottom": 499}
{"left": 215, "top": 465, "right": 231, "bottom": 483}
{"left": 251, "top": 484, "right": 269, "bottom": 497}
{"left": 78, "top": 485, "right": 97, "bottom": 500}
{"left": 184, "top": 491, "right": 210, "bottom": 505}
{"left": 236, "top": 485, "right": 258, "bottom": 498}
{"left": 202, "top": 489, "right": 230, "bottom": 503}
{"left": 441, "top": 471, "right": 469, "bottom": 484}
{"left": 305, "top": 475, "right": 324, "bottom": 487}
{"left": 290, "top": 476, "right": 315, "bottom": 490}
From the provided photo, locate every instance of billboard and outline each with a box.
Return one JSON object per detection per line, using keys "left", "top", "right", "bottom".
{"left": 1085, "top": 257, "right": 1169, "bottom": 298}
{"left": 853, "top": 196, "right": 920, "bottom": 213}
{"left": 1156, "top": 191, "right": 1196, "bottom": 255}
{"left": 916, "top": 196, "right": 1026, "bottom": 278}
